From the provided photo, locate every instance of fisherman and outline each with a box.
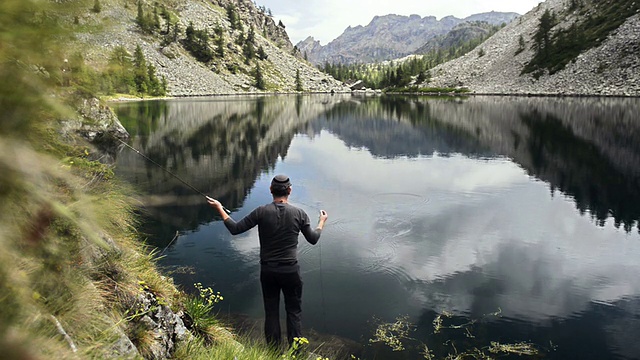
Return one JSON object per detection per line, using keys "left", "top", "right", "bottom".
{"left": 207, "top": 175, "right": 328, "bottom": 349}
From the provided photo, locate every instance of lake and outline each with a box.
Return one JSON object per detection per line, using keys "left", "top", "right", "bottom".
{"left": 113, "top": 94, "right": 640, "bottom": 359}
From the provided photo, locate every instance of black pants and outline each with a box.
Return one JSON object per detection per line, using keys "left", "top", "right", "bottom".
{"left": 260, "top": 264, "right": 303, "bottom": 347}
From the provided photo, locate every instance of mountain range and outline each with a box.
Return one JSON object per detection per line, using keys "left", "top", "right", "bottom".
{"left": 72, "top": 0, "right": 639, "bottom": 97}
{"left": 296, "top": 12, "right": 519, "bottom": 65}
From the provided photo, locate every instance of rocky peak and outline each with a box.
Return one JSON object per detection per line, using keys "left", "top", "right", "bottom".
{"left": 297, "top": 11, "right": 519, "bottom": 65}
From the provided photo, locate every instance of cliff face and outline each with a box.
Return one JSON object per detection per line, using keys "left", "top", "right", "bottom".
{"left": 75, "top": 0, "right": 350, "bottom": 96}
{"left": 428, "top": 0, "right": 640, "bottom": 96}
{"left": 296, "top": 12, "right": 519, "bottom": 65}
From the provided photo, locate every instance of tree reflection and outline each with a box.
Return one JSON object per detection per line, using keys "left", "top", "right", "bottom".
{"left": 317, "top": 96, "right": 640, "bottom": 233}
{"left": 114, "top": 95, "right": 640, "bottom": 243}
{"left": 521, "top": 109, "right": 640, "bottom": 233}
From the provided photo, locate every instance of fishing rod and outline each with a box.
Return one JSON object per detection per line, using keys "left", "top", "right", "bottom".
{"left": 114, "top": 136, "right": 231, "bottom": 214}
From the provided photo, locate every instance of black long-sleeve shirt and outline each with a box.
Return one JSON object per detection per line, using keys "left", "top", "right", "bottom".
{"left": 223, "top": 202, "right": 321, "bottom": 263}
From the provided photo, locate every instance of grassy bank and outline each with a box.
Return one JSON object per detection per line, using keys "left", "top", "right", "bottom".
{"left": 0, "top": 103, "right": 326, "bottom": 359}
{"left": 0, "top": 1, "right": 300, "bottom": 358}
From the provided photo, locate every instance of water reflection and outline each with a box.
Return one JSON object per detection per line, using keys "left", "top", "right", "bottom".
{"left": 115, "top": 95, "right": 640, "bottom": 236}
{"left": 114, "top": 95, "right": 640, "bottom": 359}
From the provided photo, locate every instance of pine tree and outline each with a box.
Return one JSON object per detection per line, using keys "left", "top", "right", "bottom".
{"left": 295, "top": 69, "right": 303, "bottom": 92}
{"left": 533, "top": 9, "right": 555, "bottom": 61}
{"left": 161, "top": 76, "right": 168, "bottom": 96}
{"left": 515, "top": 35, "right": 526, "bottom": 55}
{"left": 215, "top": 33, "right": 225, "bottom": 58}
{"left": 254, "top": 63, "right": 266, "bottom": 90}
{"left": 226, "top": 4, "right": 241, "bottom": 31}
{"left": 257, "top": 45, "right": 267, "bottom": 60}
{"left": 243, "top": 41, "right": 255, "bottom": 64}
{"left": 147, "top": 63, "right": 160, "bottom": 95}
{"left": 153, "top": 4, "right": 161, "bottom": 30}
{"left": 133, "top": 45, "right": 149, "bottom": 94}
{"left": 108, "top": 46, "right": 134, "bottom": 93}
{"left": 247, "top": 26, "right": 255, "bottom": 43}
{"left": 92, "top": 0, "right": 101, "bottom": 13}
{"left": 136, "top": 1, "right": 144, "bottom": 26}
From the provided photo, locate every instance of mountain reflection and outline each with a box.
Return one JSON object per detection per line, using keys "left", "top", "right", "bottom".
{"left": 114, "top": 95, "right": 640, "bottom": 241}
{"left": 319, "top": 96, "right": 640, "bottom": 233}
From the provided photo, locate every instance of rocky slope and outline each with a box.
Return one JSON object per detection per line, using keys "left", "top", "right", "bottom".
{"left": 427, "top": 0, "right": 640, "bottom": 96}
{"left": 297, "top": 12, "right": 518, "bottom": 65}
{"left": 414, "top": 21, "right": 501, "bottom": 55}
{"left": 75, "top": 0, "right": 350, "bottom": 96}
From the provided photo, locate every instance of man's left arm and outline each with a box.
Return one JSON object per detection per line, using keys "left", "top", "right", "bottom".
{"left": 301, "top": 210, "right": 328, "bottom": 244}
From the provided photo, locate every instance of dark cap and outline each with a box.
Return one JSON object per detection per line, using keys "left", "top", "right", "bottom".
{"left": 271, "top": 174, "right": 291, "bottom": 189}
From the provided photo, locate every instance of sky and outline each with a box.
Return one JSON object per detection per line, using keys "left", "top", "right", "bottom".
{"left": 256, "top": 0, "right": 544, "bottom": 45}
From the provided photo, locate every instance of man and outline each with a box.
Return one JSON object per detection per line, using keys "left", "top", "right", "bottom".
{"left": 207, "top": 174, "right": 328, "bottom": 348}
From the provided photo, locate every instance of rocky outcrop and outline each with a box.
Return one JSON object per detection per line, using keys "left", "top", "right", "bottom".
{"left": 135, "top": 291, "right": 190, "bottom": 359}
{"left": 297, "top": 12, "right": 519, "bottom": 65}
{"left": 428, "top": 0, "right": 640, "bottom": 96}
{"left": 60, "top": 97, "right": 130, "bottom": 163}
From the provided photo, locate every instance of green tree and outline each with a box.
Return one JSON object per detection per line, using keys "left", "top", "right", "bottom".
{"left": 147, "top": 63, "right": 160, "bottom": 95}
{"left": 107, "top": 45, "right": 134, "bottom": 93}
{"left": 213, "top": 22, "right": 225, "bottom": 57}
{"left": 136, "top": 1, "right": 155, "bottom": 34}
{"left": 295, "top": 69, "right": 303, "bottom": 91}
{"left": 136, "top": 0, "right": 144, "bottom": 26}
{"left": 153, "top": 4, "right": 161, "bottom": 30}
{"left": 243, "top": 40, "right": 255, "bottom": 64}
{"left": 254, "top": 63, "right": 266, "bottom": 90}
{"left": 162, "top": 22, "right": 180, "bottom": 46}
{"left": 92, "top": 0, "right": 101, "bottom": 13}
{"left": 257, "top": 45, "right": 267, "bottom": 60}
{"left": 533, "top": 10, "right": 555, "bottom": 62}
{"left": 247, "top": 26, "right": 255, "bottom": 43}
{"left": 184, "top": 22, "right": 214, "bottom": 62}
{"left": 515, "top": 34, "right": 526, "bottom": 55}
{"left": 133, "top": 45, "right": 149, "bottom": 94}
{"left": 226, "top": 4, "right": 242, "bottom": 31}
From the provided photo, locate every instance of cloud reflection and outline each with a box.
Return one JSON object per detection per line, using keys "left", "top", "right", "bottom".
{"left": 229, "top": 130, "right": 640, "bottom": 326}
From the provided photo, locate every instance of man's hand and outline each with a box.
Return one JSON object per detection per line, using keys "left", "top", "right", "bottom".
{"left": 206, "top": 196, "right": 221, "bottom": 209}
{"left": 317, "top": 210, "right": 328, "bottom": 230}
{"left": 207, "top": 196, "right": 230, "bottom": 220}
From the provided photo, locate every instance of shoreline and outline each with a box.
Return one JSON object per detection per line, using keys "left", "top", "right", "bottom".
{"left": 106, "top": 89, "right": 640, "bottom": 103}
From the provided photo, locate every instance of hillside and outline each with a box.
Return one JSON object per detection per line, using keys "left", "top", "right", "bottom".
{"left": 73, "top": 0, "right": 350, "bottom": 96}
{"left": 427, "top": 0, "right": 640, "bottom": 96}
{"left": 297, "top": 12, "right": 518, "bottom": 65}
{"left": 414, "top": 22, "right": 503, "bottom": 55}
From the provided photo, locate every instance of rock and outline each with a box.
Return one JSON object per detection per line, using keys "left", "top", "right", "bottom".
{"left": 160, "top": 43, "right": 181, "bottom": 59}
{"left": 60, "top": 97, "right": 130, "bottom": 164}
{"left": 130, "top": 290, "right": 191, "bottom": 359}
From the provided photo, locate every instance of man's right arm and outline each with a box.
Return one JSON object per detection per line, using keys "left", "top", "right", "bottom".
{"left": 207, "top": 197, "right": 257, "bottom": 235}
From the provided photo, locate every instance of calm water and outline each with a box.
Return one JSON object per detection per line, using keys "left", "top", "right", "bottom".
{"left": 113, "top": 95, "right": 640, "bottom": 359}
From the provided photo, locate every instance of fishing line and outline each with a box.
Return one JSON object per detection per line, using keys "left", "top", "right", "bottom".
{"left": 318, "top": 235, "right": 327, "bottom": 331}
{"left": 315, "top": 204, "right": 327, "bottom": 332}
{"left": 160, "top": 230, "right": 180, "bottom": 255}
{"left": 113, "top": 136, "right": 231, "bottom": 214}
